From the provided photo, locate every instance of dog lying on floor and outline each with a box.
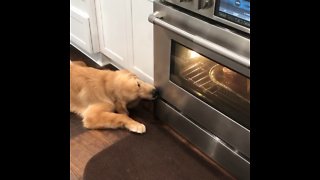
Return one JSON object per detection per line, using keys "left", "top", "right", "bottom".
{"left": 70, "top": 61, "right": 158, "bottom": 133}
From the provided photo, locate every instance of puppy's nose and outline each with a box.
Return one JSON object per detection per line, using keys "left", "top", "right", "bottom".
{"left": 152, "top": 88, "right": 159, "bottom": 98}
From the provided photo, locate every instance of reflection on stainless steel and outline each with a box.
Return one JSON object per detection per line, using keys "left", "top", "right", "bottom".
{"left": 164, "top": 0, "right": 250, "bottom": 34}
{"left": 149, "top": 11, "right": 250, "bottom": 68}
{"left": 155, "top": 100, "right": 250, "bottom": 180}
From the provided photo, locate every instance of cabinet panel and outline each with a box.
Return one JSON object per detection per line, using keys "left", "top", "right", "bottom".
{"left": 70, "top": 0, "right": 99, "bottom": 54}
{"left": 96, "top": 0, "right": 131, "bottom": 67}
{"left": 131, "top": 0, "right": 154, "bottom": 83}
{"left": 94, "top": 0, "right": 154, "bottom": 82}
{"left": 70, "top": 7, "right": 93, "bottom": 53}
{"left": 71, "top": 0, "right": 88, "bottom": 13}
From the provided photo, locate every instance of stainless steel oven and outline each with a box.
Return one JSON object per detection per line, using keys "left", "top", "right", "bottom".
{"left": 149, "top": 1, "right": 250, "bottom": 179}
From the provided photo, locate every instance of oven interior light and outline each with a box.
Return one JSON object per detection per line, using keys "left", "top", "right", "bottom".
{"left": 189, "top": 50, "right": 201, "bottom": 59}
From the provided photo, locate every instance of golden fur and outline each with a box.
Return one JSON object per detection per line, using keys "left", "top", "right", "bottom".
{"left": 70, "top": 61, "right": 157, "bottom": 133}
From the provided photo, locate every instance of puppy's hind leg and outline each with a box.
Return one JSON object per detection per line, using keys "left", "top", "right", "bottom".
{"left": 82, "top": 103, "right": 146, "bottom": 134}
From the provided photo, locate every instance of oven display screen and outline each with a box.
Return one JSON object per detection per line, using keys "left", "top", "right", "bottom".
{"left": 215, "top": 0, "right": 250, "bottom": 27}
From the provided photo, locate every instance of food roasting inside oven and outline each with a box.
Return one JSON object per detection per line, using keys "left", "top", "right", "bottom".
{"left": 170, "top": 42, "right": 250, "bottom": 128}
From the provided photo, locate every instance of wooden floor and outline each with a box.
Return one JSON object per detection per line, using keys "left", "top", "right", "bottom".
{"left": 70, "top": 113, "right": 130, "bottom": 180}
{"left": 70, "top": 45, "right": 234, "bottom": 180}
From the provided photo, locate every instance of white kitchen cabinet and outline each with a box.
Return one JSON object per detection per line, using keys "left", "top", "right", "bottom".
{"left": 70, "top": 0, "right": 99, "bottom": 54}
{"left": 95, "top": 0, "right": 154, "bottom": 83}
{"left": 95, "top": 0, "right": 133, "bottom": 69}
{"left": 71, "top": 0, "right": 155, "bottom": 82}
{"left": 131, "top": 0, "right": 154, "bottom": 83}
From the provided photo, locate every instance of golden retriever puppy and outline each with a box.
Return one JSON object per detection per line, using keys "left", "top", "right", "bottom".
{"left": 70, "top": 61, "right": 158, "bottom": 133}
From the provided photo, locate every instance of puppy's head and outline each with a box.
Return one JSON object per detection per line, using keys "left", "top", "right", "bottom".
{"left": 116, "top": 70, "right": 159, "bottom": 101}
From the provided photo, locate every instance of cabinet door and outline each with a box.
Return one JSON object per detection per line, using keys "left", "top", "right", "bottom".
{"left": 96, "top": 0, "right": 132, "bottom": 68}
{"left": 70, "top": 7, "right": 93, "bottom": 53}
{"left": 70, "top": 0, "right": 99, "bottom": 54}
{"left": 131, "top": 0, "right": 154, "bottom": 83}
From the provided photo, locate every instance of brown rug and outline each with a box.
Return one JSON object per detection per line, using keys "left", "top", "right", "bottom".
{"left": 83, "top": 119, "right": 234, "bottom": 180}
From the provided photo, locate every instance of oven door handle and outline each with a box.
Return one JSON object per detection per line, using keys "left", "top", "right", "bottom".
{"left": 148, "top": 12, "right": 250, "bottom": 68}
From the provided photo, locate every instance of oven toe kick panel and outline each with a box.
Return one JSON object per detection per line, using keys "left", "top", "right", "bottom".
{"left": 156, "top": 100, "right": 249, "bottom": 180}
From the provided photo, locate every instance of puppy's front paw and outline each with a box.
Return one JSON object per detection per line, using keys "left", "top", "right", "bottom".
{"left": 127, "top": 122, "right": 146, "bottom": 134}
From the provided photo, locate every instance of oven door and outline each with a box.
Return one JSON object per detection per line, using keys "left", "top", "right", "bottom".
{"left": 150, "top": 2, "right": 250, "bottom": 179}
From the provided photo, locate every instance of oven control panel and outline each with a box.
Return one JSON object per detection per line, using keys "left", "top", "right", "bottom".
{"left": 163, "top": 0, "right": 250, "bottom": 34}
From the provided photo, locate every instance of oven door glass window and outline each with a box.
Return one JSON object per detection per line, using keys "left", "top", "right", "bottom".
{"left": 170, "top": 41, "right": 250, "bottom": 129}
